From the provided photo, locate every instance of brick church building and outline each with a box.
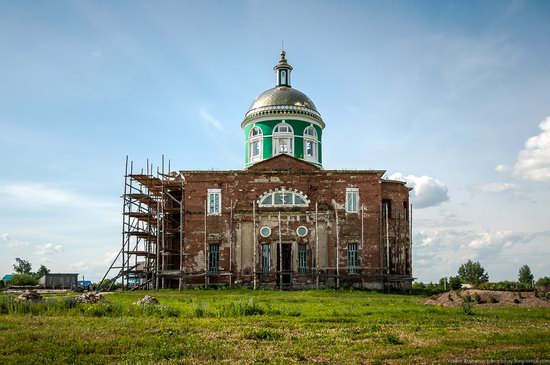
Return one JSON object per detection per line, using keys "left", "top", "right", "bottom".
{"left": 107, "top": 51, "right": 413, "bottom": 290}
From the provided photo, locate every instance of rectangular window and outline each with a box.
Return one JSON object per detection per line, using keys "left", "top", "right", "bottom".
{"left": 346, "top": 188, "right": 359, "bottom": 213}
{"left": 348, "top": 243, "right": 358, "bottom": 274}
{"left": 208, "top": 243, "right": 220, "bottom": 273}
{"left": 403, "top": 201, "right": 409, "bottom": 221}
{"left": 207, "top": 189, "right": 221, "bottom": 215}
{"left": 261, "top": 244, "right": 270, "bottom": 273}
{"left": 251, "top": 140, "right": 260, "bottom": 158}
{"left": 298, "top": 244, "right": 307, "bottom": 274}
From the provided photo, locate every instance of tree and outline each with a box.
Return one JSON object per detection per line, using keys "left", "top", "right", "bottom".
{"left": 518, "top": 265, "right": 534, "bottom": 286}
{"left": 35, "top": 265, "right": 50, "bottom": 279}
{"left": 13, "top": 258, "right": 32, "bottom": 275}
{"left": 458, "top": 260, "right": 488, "bottom": 285}
{"left": 449, "top": 276, "right": 462, "bottom": 290}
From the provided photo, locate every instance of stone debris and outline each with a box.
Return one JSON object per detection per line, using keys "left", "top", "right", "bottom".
{"left": 134, "top": 295, "right": 159, "bottom": 305}
{"left": 15, "top": 290, "right": 43, "bottom": 302}
{"left": 75, "top": 292, "right": 103, "bottom": 304}
{"left": 421, "top": 289, "right": 550, "bottom": 308}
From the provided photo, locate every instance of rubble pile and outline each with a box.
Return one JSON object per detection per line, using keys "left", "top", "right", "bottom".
{"left": 15, "top": 290, "right": 43, "bottom": 302}
{"left": 134, "top": 295, "right": 159, "bottom": 305}
{"left": 75, "top": 292, "right": 103, "bottom": 304}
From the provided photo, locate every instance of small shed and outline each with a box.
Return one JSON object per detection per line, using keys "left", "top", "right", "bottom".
{"left": 2, "top": 274, "right": 13, "bottom": 282}
{"left": 39, "top": 273, "right": 78, "bottom": 289}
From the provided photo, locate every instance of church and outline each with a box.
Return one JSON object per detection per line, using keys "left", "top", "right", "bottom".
{"left": 107, "top": 51, "right": 413, "bottom": 290}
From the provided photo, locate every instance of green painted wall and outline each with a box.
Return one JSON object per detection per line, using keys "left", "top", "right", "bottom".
{"left": 244, "top": 119, "right": 323, "bottom": 167}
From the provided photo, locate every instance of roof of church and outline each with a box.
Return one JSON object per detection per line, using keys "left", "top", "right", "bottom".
{"left": 248, "top": 86, "right": 318, "bottom": 113}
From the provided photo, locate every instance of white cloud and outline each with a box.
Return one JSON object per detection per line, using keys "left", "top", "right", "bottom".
{"left": 388, "top": 173, "right": 449, "bottom": 209}
{"left": 475, "top": 182, "right": 520, "bottom": 193}
{"left": 0, "top": 183, "right": 73, "bottom": 206}
{"left": 199, "top": 109, "right": 224, "bottom": 131}
{"left": 495, "top": 164, "right": 509, "bottom": 173}
{"left": 71, "top": 261, "right": 91, "bottom": 271}
{"left": 0, "top": 233, "right": 30, "bottom": 248}
{"left": 413, "top": 228, "right": 545, "bottom": 281}
{"left": 34, "top": 243, "right": 64, "bottom": 255}
{"left": 468, "top": 231, "right": 534, "bottom": 251}
{"left": 511, "top": 116, "right": 550, "bottom": 182}
{"left": 70, "top": 250, "right": 118, "bottom": 272}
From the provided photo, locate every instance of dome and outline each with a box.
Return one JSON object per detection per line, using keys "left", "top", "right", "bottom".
{"left": 248, "top": 86, "right": 318, "bottom": 113}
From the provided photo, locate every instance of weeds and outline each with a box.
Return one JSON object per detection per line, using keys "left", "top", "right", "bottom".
{"left": 461, "top": 297, "right": 473, "bottom": 315}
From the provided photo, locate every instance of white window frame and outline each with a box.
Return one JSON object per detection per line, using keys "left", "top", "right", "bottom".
{"left": 345, "top": 187, "right": 359, "bottom": 213}
{"left": 303, "top": 126, "right": 318, "bottom": 162}
{"left": 273, "top": 122, "right": 294, "bottom": 156}
{"left": 348, "top": 243, "right": 358, "bottom": 274}
{"left": 207, "top": 188, "right": 221, "bottom": 216}
{"left": 249, "top": 126, "right": 263, "bottom": 162}
{"left": 258, "top": 188, "right": 310, "bottom": 208}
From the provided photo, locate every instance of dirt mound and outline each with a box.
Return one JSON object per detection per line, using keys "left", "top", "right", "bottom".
{"left": 15, "top": 290, "right": 43, "bottom": 303}
{"left": 134, "top": 295, "right": 159, "bottom": 305}
{"left": 75, "top": 292, "right": 103, "bottom": 304}
{"left": 421, "top": 289, "right": 550, "bottom": 308}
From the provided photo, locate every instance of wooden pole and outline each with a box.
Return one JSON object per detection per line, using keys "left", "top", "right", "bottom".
{"left": 253, "top": 201, "right": 257, "bottom": 290}
{"left": 315, "top": 202, "right": 319, "bottom": 290}
{"left": 204, "top": 199, "right": 208, "bottom": 288}
{"left": 278, "top": 211, "right": 282, "bottom": 291}
{"left": 334, "top": 203, "right": 340, "bottom": 289}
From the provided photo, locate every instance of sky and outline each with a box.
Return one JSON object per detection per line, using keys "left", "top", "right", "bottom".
{"left": 1, "top": 0, "right": 549, "bottom": 283}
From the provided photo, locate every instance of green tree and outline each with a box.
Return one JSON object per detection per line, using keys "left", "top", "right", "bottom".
{"left": 518, "top": 265, "right": 534, "bottom": 286}
{"left": 13, "top": 258, "right": 32, "bottom": 275}
{"left": 448, "top": 276, "right": 462, "bottom": 290}
{"left": 35, "top": 265, "right": 50, "bottom": 279}
{"left": 458, "top": 260, "right": 488, "bottom": 285}
{"left": 536, "top": 277, "right": 550, "bottom": 286}
{"left": 10, "top": 274, "right": 38, "bottom": 286}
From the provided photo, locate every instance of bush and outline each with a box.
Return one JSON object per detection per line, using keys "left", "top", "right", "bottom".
{"left": 477, "top": 281, "right": 532, "bottom": 291}
{"left": 536, "top": 277, "right": 550, "bottom": 286}
{"left": 449, "top": 276, "right": 462, "bottom": 290}
{"left": 472, "top": 294, "right": 482, "bottom": 304}
{"left": 9, "top": 274, "right": 38, "bottom": 286}
{"left": 461, "top": 297, "right": 473, "bottom": 315}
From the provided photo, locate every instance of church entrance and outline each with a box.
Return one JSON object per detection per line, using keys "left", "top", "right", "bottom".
{"left": 277, "top": 243, "right": 292, "bottom": 288}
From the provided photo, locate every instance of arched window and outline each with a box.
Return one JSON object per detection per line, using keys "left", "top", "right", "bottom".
{"left": 303, "top": 126, "right": 318, "bottom": 162}
{"left": 249, "top": 126, "right": 263, "bottom": 162}
{"left": 273, "top": 122, "right": 294, "bottom": 156}
{"left": 258, "top": 188, "right": 309, "bottom": 207}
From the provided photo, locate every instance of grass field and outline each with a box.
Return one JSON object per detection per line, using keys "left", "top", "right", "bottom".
{"left": 1, "top": 289, "right": 549, "bottom": 364}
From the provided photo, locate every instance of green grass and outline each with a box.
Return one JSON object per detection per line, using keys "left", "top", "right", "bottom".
{"left": 1, "top": 289, "right": 549, "bottom": 364}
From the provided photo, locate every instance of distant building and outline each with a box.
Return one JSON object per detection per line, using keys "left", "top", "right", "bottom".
{"left": 39, "top": 273, "right": 78, "bottom": 289}
{"left": 107, "top": 51, "right": 413, "bottom": 291}
{"left": 2, "top": 274, "right": 13, "bottom": 282}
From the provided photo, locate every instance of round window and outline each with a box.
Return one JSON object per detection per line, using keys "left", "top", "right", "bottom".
{"left": 260, "top": 226, "right": 271, "bottom": 238}
{"left": 296, "top": 226, "right": 308, "bottom": 237}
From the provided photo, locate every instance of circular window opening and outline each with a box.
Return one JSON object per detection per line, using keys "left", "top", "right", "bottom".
{"left": 260, "top": 226, "right": 271, "bottom": 238}
{"left": 296, "top": 226, "right": 308, "bottom": 237}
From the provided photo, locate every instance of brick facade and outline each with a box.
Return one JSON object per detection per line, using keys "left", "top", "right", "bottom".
{"left": 168, "top": 154, "right": 412, "bottom": 289}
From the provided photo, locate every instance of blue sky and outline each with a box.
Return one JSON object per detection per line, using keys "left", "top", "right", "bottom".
{"left": 1, "top": 0, "right": 549, "bottom": 283}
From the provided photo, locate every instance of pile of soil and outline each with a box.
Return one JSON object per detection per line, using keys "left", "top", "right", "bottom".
{"left": 15, "top": 290, "right": 43, "bottom": 303}
{"left": 75, "top": 292, "right": 103, "bottom": 304}
{"left": 134, "top": 295, "right": 159, "bottom": 305}
{"left": 421, "top": 289, "right": 550, "bottom": 308}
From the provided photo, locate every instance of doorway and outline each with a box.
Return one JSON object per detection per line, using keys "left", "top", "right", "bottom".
{"left": 277, "top": 243, "right": 292, "bottom": 287}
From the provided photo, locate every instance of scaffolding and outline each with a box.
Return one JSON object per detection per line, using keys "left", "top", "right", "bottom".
{"left": 98, "top": 156, "right": 185, "bottom": 290}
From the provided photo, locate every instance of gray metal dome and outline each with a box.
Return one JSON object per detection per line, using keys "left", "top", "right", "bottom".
{"left": 248, "top": 86, "right": 318, "bottom": 113}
